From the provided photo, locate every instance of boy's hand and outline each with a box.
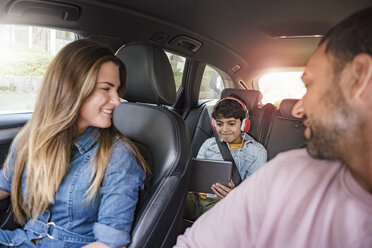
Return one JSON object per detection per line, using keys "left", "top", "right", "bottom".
{"left": 211, "top": 182, "right": 235, "bottom": 199}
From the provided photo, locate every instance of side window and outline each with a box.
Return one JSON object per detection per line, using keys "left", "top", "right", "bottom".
{"left": 257, "top": 71, "right": 305, "bottom": 106}
{"left": 165, "top": 52, "right": 186, "bottom": 91}
{"left": 0, "top": 25, "right": 76, "bottom": 114}
{"left": 199, "top": 65, "right": 224, "bottom": 100}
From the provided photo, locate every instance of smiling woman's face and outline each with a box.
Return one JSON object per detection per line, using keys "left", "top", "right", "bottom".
{"left": 77, "top": 61, "right": 121, "bottom": 134}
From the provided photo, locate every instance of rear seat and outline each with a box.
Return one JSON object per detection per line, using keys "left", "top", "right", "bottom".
{"left": 188, "top": 105, "right": 214, "bottom": 157}
{"left": 181, "top": 91, "right": 307, "bottom": 230}
{"left": 185, "top": 89, "right": 307, "bottom": 160}
{"left": 261, "top": 99, "right": 307, "bottom": 160}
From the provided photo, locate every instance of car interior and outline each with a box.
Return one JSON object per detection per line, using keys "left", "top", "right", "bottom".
{"left": 114, "top": 42, "right": 192, "bottom": 248}
{"left": 0, "top": 0, "right": 371, "bottom": 247}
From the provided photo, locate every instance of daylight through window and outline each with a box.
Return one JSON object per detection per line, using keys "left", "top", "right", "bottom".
{"left": 199, "top": 65, "right": 224, "bottom": 100}
{"left": 165, "top": 51, "right": 186, "bottom": 91}
{"left": 258, "top": 71, "right": 305, "bottom": 106}
{"left": 0, "top": 25, "right": 76, "bottom": 114}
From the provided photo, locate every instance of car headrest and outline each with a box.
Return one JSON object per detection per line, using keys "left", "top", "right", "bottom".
{"left": 115, "top": 42, "right": 176, "bottom": 105}
{"left": 220, "top": 88, "right": 262, "bottom": 112}
{"left": 279, "top": 99, "right": 299, "bottom": 118}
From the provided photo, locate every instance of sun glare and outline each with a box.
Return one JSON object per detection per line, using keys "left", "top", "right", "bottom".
{"left": 0, "top": 43, "right": 13, "bottom": 65}
{"left": 258, "top": 71, "right": 305, "bottom": 106}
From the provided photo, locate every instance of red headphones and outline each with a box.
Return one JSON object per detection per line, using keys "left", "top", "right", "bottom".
{"left": 211, "top": 96, "right": 251, "bottom": 133}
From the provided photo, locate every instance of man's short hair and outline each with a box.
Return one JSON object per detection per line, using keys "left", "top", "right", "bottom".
{"left": 320, "top": 7, "right": 372, "bottom": 74}
{"left": 212, "top": 94, "right": 246, "bottom": 121}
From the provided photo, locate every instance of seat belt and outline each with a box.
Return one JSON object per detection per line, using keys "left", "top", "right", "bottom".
{"left": 213, "top": 131, "right": 242, "bottom": 186}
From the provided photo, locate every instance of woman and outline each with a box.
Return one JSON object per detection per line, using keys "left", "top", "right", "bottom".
{"left": 0, "top": 39, "right": 149, "bottom": 247}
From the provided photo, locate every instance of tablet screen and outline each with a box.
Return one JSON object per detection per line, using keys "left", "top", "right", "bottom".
{"left": 188, "top": 158, "right": 232, "bottom": 194}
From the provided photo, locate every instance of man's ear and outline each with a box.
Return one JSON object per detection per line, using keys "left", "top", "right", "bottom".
{"left": 350, "top": 53, "right": 372, "bottom": 100}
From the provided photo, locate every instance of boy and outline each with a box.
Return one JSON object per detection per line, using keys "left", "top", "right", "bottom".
{"left": 184, "top": 95, "right": 267, "bottom": 220}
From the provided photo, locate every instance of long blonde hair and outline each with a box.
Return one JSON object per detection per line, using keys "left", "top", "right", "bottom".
{"left": 3, "top": 39, "right": 149, "bottom": 225}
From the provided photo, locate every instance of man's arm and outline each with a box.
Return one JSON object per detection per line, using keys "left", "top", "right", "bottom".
{"left": 0, "top": 189, "right": 10, "bottom": 200}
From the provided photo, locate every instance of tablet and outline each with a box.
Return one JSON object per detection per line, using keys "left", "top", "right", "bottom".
{"left": 188, "top": 158, "right": 232, "bottom": 194}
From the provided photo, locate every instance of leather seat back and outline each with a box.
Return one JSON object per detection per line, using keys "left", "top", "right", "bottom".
{"left": 114, "top": 42, "right": 192, "bottom": 248}
{"left": 263, "top": 99, "right": 307, "bottom": 160}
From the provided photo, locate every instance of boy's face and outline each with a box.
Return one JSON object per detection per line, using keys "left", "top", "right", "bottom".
{"left": 215, "top": 117, "right": 242, "bottom": 144}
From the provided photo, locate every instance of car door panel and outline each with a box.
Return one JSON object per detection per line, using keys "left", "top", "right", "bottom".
{"left": 0, "top": 113, "right": 30, "bottom": 167}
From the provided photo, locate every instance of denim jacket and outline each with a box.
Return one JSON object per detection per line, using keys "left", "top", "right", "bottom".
{"left": 197, "top": 133, "right": 267, "bottom": 180}
{"left": 0, "top": 127, "right": 145, "bottom": 248}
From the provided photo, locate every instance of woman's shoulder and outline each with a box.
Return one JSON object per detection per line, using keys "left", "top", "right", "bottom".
{"left": 112, "top": 135, "right": 131, "bottom": 152}
{"left": 104, "top": 136, "right": 137, "bottom": 166}
{"left": 110, "top": 137, "right": 138, "bottom": 165}
{"left": 103, "top": 136, "right": 146, "bottom": 186}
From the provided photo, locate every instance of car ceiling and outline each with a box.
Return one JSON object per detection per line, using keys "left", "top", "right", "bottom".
{"left": 1, "top": 0, "right": 371, "bottom": 84}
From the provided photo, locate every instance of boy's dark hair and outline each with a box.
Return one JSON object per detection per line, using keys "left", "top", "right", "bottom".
{"left": 212, "top": 94, "right": 247, "bottom": 121}
{"left": 319, "top": 7, "right": 372, "bottom": 75}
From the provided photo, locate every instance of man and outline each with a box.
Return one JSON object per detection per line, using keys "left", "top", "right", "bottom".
{"left": 175, "top": 7, "right": 372, "bottom": 248}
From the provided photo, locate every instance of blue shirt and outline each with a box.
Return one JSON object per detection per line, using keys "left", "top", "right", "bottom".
{"left": 197, "top": 133, "right": 267, "bottom": 180}
{"left": 0, "top": 127, "right": 145, "bottom": 247}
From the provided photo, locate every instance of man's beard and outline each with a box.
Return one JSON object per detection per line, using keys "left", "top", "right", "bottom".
{"left": 307, "top": 120, "right": 347, "bottom": 160}
{"left": 306, "top": 82, "right": 358, "bottom": 160}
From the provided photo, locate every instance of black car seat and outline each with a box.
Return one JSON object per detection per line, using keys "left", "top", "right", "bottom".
{"left": 114, "top": 42, "right": 192, "bottom": 248}
{"left": 189, "top": 102, "right": 215, "bottom": 157}
{"left": 262, "top": 99, "right": 307, "bottom": 160}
